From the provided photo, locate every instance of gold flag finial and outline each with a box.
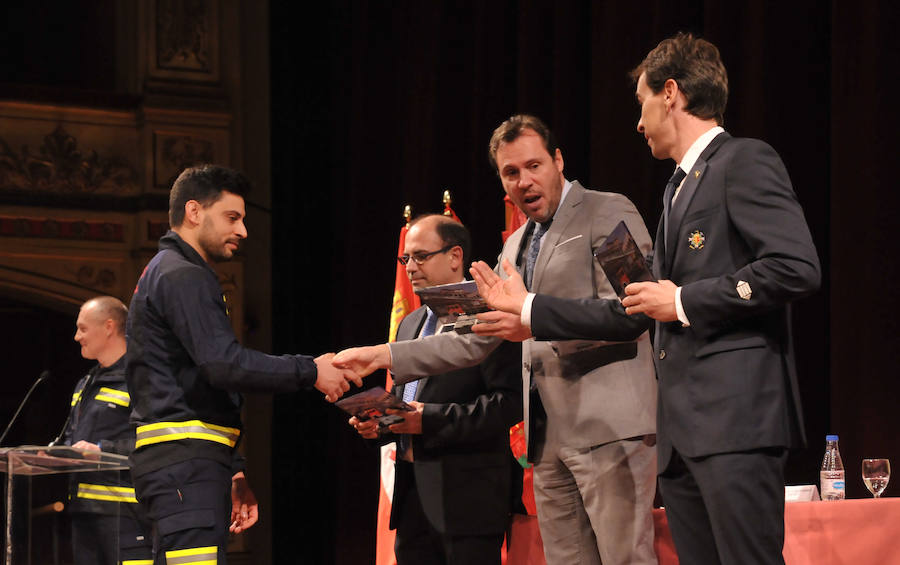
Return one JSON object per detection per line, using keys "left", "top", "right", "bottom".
{"left": 403, "top": 205, "right": 412, "bottom": 228}
{"left": 442, "top": 190, "right": 452, "bottom": 215}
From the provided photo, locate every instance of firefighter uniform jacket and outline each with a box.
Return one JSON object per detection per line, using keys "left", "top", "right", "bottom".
{"left": 62, "top": 357, "right": 140, "bottom": 515}
{"left": 125, "top": 230, "right": 319, "bottom": 477}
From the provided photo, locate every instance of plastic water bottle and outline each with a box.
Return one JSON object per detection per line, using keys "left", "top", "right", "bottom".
{"left": 820, "top": 434, "right": 845, "bottom": 500}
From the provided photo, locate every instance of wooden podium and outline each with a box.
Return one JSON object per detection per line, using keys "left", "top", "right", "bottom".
{"left": 0, "top": 446, "right": 129, "bottom": 565}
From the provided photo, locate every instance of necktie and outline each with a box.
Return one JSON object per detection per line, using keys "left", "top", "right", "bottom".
{"left": 663, "top": 167, "right": 686, "bottom": 253}
{"left": 401, "top": 309, "right": 436, "bottom": 404}
{"left": 525, "top": 221, "right": 550, "bottom": 290}
{"left": 398, "top": 308, "right": 436, "bottom": 456}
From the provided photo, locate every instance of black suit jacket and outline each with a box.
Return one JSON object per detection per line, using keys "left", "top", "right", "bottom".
{"left": 388, "top": 306, "right": 523, "bottom": 536}
{"left": 651, "top": 132, "right": 820, "bottom": 469}
{"left": 529, "top": 132, "right": 820, "bottom": 471}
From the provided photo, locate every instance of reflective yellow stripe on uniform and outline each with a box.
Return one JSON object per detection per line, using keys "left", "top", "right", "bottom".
{"left": 71, "top": 390, "right": 83, "bottom": 406}
{"left": 135, "top": 420, "right": 240, "bottom": 449}
{"left": 95, "top": 387, "right": 130, "bottom": 407}
{"left": 76, "top": 483, "right": 138, "bottom": 503}
{"left": 122, "top": 560, "right": 153, "bottom": 565}
{"left": 165, "top": 546, "right": 217, "bottom": 565}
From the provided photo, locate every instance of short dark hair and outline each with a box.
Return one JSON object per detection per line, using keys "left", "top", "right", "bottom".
{"left": 83, "top": 296, "right": 128, "bottom": 336}
{"left": 488, "top": 114, "right": 559, "bottom": 172}
{"left": 409, "top": 214, "right": 472, "bottom": 266}
{"left": 630, "top": 32, "right": 728, "bottom": 125}
{"left": 168, "top": 165, "right": 251, "bottom": 227}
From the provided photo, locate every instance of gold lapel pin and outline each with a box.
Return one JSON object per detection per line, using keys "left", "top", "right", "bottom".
{"left": 694, "top": 170, "right": 701, "bottom": 179}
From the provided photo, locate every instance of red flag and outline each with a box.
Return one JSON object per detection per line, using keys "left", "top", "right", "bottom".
{"left": 388, "top": 225, "right": 421, "bottom": 343}
{"left": 376, "top": 222, "right": 421, "bottom": 565}
{"left": 502, "top": 194, "right": 527, "bottom": 243}
{"left": 501, "top": 196, "right": 535, "bottom": 516}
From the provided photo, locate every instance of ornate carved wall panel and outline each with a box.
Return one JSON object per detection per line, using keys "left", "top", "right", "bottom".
{"left": 143, "top": 107, "right": 231, "bottom": 192}
{"left": 0, "top": 102, "right": 141, "bottom": 201}
{"left": 145, "top": 0, "right": 224, "bottom": 98}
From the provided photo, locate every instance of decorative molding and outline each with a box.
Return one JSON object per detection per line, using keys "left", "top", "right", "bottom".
{"left": 0, "top": 216, "right": 124, "bottom": 242}
{"left": 148, "top": 0, "right": 220, "bottom": 87}
{"left": 67, "top": 264, "right": 117, "bottom": 289}
{"left": 156, "top": 0, "right": 213, "bottom": 72}
{"left": 0, "top": 125, "right": 139, "bottom": 195}
{"left": 154, "top": 132, "right": 215, "bottom": 188}
{"left": 147, "top": 220, "right": 170, "bottom": 241}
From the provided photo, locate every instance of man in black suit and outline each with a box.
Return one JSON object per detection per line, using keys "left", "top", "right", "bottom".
{"left": 472, "top": 32, "right": 821, "bottom": 565}
{"left": 349, "top": 214, "right": 522, "bottom": 565}
{"left": 622, "top": 33, "right": 820, "bottom": 565}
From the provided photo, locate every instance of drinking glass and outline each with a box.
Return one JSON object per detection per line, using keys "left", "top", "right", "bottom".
{"left": 861, "top": 458, "right": 890, "bottom": 498}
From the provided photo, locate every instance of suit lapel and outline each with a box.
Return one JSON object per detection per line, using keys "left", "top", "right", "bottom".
{"left": 665, "top": 132, "right": 730, "bottom": 269}
{"left": 653, "top": 212, "right": 666, "bottom": 278}
{"left": 393, "top": 307, "right": 428, "bottom": 398}
{"left": 531, "top": 181, "right": 585, "bottom": 290}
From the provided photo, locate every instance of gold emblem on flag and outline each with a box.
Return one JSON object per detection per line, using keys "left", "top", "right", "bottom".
{"left": 688, "top": 230, "right": 705, "bottom": 250}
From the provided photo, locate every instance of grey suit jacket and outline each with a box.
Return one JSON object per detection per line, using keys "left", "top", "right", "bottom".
{"left": 391, "top": 182, "right": 657, "bottom": 462}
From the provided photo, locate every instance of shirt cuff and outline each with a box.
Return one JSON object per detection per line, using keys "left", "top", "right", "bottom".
{"left": 675, "top": 286, "right": 691, "bottom": 326}
{"left": 520, "top": 293, "right": 537, "bottom": 328}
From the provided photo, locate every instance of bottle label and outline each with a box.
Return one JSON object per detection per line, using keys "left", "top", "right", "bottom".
{"left": 820, "top": 474, "right": 846, "bottom": 500}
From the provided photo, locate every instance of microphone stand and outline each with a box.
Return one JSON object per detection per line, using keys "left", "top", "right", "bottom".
{"left": 0, "top": 370, "right": 50, "bottom": 446}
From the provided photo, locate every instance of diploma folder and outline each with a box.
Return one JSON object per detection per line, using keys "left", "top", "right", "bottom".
{"left": 593, "top": 220, "right": 653, "bottom": 298}
{"left": 413, "top": 280, "right": 491, "bottom": 334}
{"left": 335, "top": 386, "right": 414, "bottom": 430}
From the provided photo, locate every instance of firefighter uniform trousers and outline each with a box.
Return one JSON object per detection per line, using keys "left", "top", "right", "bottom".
{"left": 71, "top": 510, "right": 153, "bottom": 565}
{"left": 133, "top": 458, "right": 232, "bottom": 565}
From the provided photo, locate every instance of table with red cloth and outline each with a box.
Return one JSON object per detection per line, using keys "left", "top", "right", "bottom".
{"left": 506, "top": 498, "right": 900, "bottom": 565}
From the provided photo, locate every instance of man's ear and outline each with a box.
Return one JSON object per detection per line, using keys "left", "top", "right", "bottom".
{"left": 553, "top": 148, "right": 565, "bottom": 174}
{"left": 449, "top": 245, "right": 463, "bottom": 269}
{"left": 103, "top": 318, "right": 115, "bottom": 337}
{"left": 183, "top": 200, "right": 203, "bottom": 227}
{"left": 663, "top": 78, "right": 682, "bottom": 110}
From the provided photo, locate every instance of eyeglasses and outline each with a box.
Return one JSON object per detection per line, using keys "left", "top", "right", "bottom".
{"left": 398, "top": 244, "right": 455, "bottom": 265}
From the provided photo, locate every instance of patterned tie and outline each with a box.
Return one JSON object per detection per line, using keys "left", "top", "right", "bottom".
{"left": 398, "top": 308, "right": 437, "bottom": 456}
{"left": 525, "top": 221, "right": 550, "bottom": 290}
{"left": 663, "top": 167, "right": 686, "bottom": 254}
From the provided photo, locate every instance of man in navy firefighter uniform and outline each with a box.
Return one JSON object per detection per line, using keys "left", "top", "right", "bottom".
{"left": 126, "top": 164, "right": 358, "bottom": 564}
{"left": 64, "top": 296, "right": 152, "bottom": 565}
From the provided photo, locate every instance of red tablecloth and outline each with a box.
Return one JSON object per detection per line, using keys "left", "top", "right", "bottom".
{"left": 507, "top": 498, "right": 900, "bottom": 565}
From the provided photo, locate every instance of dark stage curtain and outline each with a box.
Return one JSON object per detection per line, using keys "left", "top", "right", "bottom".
{"left": 269, "top": 1, "right": 899, "bottom": 563}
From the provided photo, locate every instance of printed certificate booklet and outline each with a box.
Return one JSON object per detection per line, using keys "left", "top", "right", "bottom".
{"left": 414, "top": 280, "right": 491, "bottom": 334}
{"left": 593, "top": 220, "right": 653, "bottom": 298}
{"left": 335, "top": 387, "right": 414, "bottom": 431}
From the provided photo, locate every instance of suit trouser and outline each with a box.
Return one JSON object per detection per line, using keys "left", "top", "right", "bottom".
{"left": 394, "top": 462, "right": 504, "bottom": 565}
{"left": 532, "top": 436, "right": 657, "bottom": 565}
{"left": 658, "top": 447, "right": 788, "bottom": 565}
{"left": 71, "top": 512, "right": 153, "bottom": 565}
{"left": 133, "top": 458, "right": 232, "bottom": 565}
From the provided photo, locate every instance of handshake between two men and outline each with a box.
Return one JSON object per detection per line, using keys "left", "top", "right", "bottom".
{"left": 328, "top": 258, "right": 670, "bottom": 397}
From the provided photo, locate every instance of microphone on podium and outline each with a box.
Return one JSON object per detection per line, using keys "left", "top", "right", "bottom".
{"left": 0, "top": 370, "right": 51, "bottom": 446}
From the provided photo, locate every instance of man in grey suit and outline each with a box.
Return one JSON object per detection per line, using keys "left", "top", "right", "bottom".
{"left": 474, "top": 36, "right": 821, "bottom": 565}
{"left": 335, "top": 115, "right": 658, "bottom": 565}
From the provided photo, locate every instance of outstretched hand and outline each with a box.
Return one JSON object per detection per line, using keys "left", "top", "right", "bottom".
{"left": 470, "top": 259, "right": 529, "bottom": 315}
{"left": 332, "top": 344, "right": 392, "bottom": 380}
{"left": 314, "top": 353, "right": 362, "bottom": 402}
